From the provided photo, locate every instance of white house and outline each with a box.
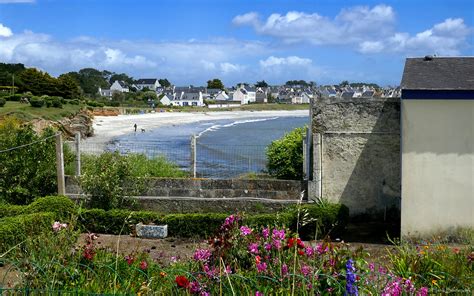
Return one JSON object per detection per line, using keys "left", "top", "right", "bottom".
{"left": 135, "top": 79, "right": 160, "bottom": 91}
{"left": 110, "top": 80, "right": 129, "bottom": 93}
{"left": 160, "top": 94, "right": 173, "bottom": 106}
{"left": 232, "top": 88, "right": 249, "bottom": 104}
{"left": 215, "top": 91, "right": 229, "bottom": 100}
{"left": 172, "top": 91, "right": 204, "bottom": 107}
{"left": 98, "top": 87, "right": 112, "bottom": 98}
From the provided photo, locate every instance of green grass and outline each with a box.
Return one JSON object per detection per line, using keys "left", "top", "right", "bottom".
{"left": 0, "top": 101, "right": 83, "bottom": 121}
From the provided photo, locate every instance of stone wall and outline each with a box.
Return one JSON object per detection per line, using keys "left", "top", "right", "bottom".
{"left": 309, "top": 97, "right": 401, "bottom": 215}
{"left": 65, "top": 176, "right": 305, "bottom": 214}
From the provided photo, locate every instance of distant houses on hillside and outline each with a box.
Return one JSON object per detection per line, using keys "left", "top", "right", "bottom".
{"left": 98, "top": 78, "right": 401, "bottom": 107}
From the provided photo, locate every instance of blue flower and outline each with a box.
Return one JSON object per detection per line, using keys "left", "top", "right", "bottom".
{"left": 345, "top": 259, "right": 358, "bottom": 296}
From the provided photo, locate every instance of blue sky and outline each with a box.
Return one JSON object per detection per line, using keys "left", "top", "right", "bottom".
{"left": 0, "top": 0, "right": 472, "bottom": 86}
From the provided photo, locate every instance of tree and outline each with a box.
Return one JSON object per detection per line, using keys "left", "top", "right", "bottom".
{"left": 65, "top": 68, "right": 110, "bottom": 96}
{"left": 109, "top": 73, "right": 134, "bottom": 85}
{"left": 255, "top": 80, "right": 269, "bottom": 88}
{"left": 266, "top": 127, "right": 305, "bottom": 180}
{"left": 285, "top": 80, "right": 309, "bottom": 87}
{"left": 207, "top": 78, "right": 224, "bottom": 90}
{"left": 18, "top": 68, "right": 59, "bottom": 96}
{"left": 57, "top": 74, "right": 81, "bottom": 99}
{"left": 339, "top": 80, "right": 349, "bottom": 87}
{"left": 158, "top": 78, "right": 171, "bottom": 88}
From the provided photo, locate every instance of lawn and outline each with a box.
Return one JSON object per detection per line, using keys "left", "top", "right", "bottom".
{"left": 0, "top": 101, "right": 83, "bottom": 121}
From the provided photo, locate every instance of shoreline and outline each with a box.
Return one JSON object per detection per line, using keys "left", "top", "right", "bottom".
{"left": 83, "top": 110, "right": 309, "bottom": 148}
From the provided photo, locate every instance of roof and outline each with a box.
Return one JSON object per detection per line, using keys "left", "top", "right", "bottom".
{"left": 117, "top": 81, "right": 128, "bottom": 88}
{"left": 401, "top": 57, "right": 474, "bottom": 90}
{"left": 136, "top": 78, "right": 158, "bottom": 85}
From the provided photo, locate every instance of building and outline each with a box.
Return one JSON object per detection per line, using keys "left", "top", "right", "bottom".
{"left": 172, "top": 91, "right": 204, "bottom": 107}
{"left": 110, "top": 80, "right": 129, "bottom": 93}
{"left": 135, "top": 79, "right": 160, "bottom": 91}
{"left": 400, "top": 56, "right": 474, "bottom": 238}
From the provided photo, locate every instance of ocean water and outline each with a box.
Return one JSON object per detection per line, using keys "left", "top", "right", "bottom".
{"left": 107, "top": 115, "right": 309, "bottom": 178}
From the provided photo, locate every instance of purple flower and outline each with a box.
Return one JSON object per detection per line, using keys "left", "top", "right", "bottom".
{"left": 201, "top": 291, "right": 210, "bottom": 296}
{"left": 301, "top": 265, "right": 311, "bottom": 277}
{"left": 221, "top": 214, "right": 239, "bottom": 230}
{"left": 416, "top": 287, "right": 429, "bottom": 296}
{"left": 315, "top": 243, "right": 328, "bottom": 254}
{"left": 305, "top": 246, "right": 314, "bottom": 257}
{"left": 256, "top": 262, "right": 267, "bottom": 273}
{"left": 272, "top": 239, "right": 282, "bottom": 250}
{"left": 193, "top": 249, "right": 212, "bottom": 262}
{"left": 281, "top": 263, "right": 288, "bottom": 276}
{"left": 240, "top": 226, "right": 252, "bottom": 236}
{"left": 255, "top": 292, "right": 264, "bottom": 296}
{"left": 368, "top": 262, "right": 375, "bottom": 272}
{"left": 272, "top": 229, "right": 285, "bottom": 240}
{"left": 262, "top": 227, "right": 269, "bottom": 239}
{"left": 190, "top": 281, "right": 201, "bottom": 294}
{"left": 203, "top": 264, "right": 218, "bottom": 278}
{"left": 264, "top": 242, "right": 272, "bottom": 251}
{"left": 345, "top": 259, "right": 358, "bottom": 296}
{"left": 248, "top": 243, "right": 259, "bottom": 254}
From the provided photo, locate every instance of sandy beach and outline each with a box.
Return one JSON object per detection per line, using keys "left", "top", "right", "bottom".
{"left": 84, "top": 110, "right": 309, "bottom": 147}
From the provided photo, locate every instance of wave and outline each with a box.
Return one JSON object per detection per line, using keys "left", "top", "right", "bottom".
{"left": 196, "top": 117, "right": 279, "bottom": 138}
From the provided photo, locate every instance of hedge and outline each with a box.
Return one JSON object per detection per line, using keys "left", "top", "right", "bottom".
{"left": 0, "top": 212, "right": 56, "bottom": 253}
{"left": 0, "top": 195, "right": 76, "bottom": 219}
{"left": 0, "top": 98, "right": 5, "bottom": 107}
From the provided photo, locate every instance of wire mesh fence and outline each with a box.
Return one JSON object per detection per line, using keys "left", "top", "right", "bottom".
{"left": 68, "top": 139, "right": 269, "bottom": 179}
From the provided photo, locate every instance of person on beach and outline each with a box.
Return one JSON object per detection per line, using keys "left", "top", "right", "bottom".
{"left": 134, "top": 123, "right": 137, "bottom": 132}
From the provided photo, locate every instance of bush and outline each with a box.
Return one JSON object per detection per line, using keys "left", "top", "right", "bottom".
{"left": 0, "top": 212, "right": 55, "bottom": 253}
{"left": 0, "top": 203, "right": 25, "bottom": 218}
{"left": 80, "top": 151, "right": 143, "bottom": 210}
{"left": 29, "top": 96, "right": 45, "bottom": 107}
{"left": 266, "top": 127, "right": 306, "bottom": 180}
{"left": 86, "top": 100, "right": 104, "bottom": 108}
{"left": 288, "top": 202, "right": 349, "bottom": 240}
{"left": 51, "top": 96, "right": 63, "bottom": 108}
{"left": 68, "top": 99, "right": 80, "bottom": 105}
{"left": 0, "top": 118, "right": 74, "bottom": 204}
{"left": 26, "top": 195, "right": 76, "bottom": 219}
{"left": 0, "top": 98, "right": 5, "bottom": 107}
{"left": 5, "top": 94, "right": 22, "bottom": 101}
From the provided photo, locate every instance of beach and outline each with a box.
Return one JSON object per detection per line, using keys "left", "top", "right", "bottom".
{"left": 84, "top": 110, "right": 309, "bottom": 147}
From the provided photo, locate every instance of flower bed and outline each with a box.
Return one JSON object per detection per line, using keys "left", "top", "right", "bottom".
{"left": 2, "top": 215, "right": 472, "bottom": 294}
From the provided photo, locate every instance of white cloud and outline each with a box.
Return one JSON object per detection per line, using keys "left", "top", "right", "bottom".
{"left": 259, "top": 56, "right": 312, "bottom": 68}
{"left": 0, "top": 23, "right": 13, "bottom": 37}
{"left": 220, "top": 62, "right": 244, "bottom": 74}
{"left": 234, "top": 5, "right": 472, "bottom": 56}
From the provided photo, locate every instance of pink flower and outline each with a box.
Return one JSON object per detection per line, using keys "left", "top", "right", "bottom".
{"left": 315, "top": 243, "right": 328, "bottom": 254}
{"left": 272, "top": 239, "right": 282, "bottom": 250}
{"left": 225, "top": 265, "right": 232, "bottom": 274}
{"left": 272, "top": 229, "right": 285, "bottom": 240}
{"left": 240, "top": 226, "right": 252, "bottom": 236}
{"left": 262, "top": 227, "right": 269, "bottom": 239}
{"left": 190, "top": 281, "right": 201, "bottom": 293}
{"left": 139, "top": 260, "right": 148, "bottom": 271}
{"left": 201, "top": 292, "right": 210, "bottom": 296}
{"left": 221, "top": 214, "right": 239, "bottom": 230}
{"left": 305, "top": 246, "right": 314, "bottom": 257}
{"left": 124, "top": 255, "right": 134, "bottom": 265}
{"left": 264, "top": 242, "right": 272, "bottom": 251}
{"left": 255, "top": 292, "right": 264, "bottom": 296}
{"left": 256, "top": 262, "right": 267, "bottom": 273}
{"left": 248, "top": 243, "right": 259, "bottom": 254}
{"left": 52, "top": 221, "right": 67, "bottom": 232}
{"left": 204, "top": 264, "right": 218, "bottom": 278}
{"left": 281, "top": 263, "right": 288, "bottom": 276}
{"left": 416, "top": 287, "right": 429, "bottom": 296}
{"left": 368, "top": 262, "right": 375, "bottom": 272}
{"left": 193, "top": 249, "right": 212, "bottom": 262}
{"left": 301, "top": 265, "right": 311, "bottom": 277}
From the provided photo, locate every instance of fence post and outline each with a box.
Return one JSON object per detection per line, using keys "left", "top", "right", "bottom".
{"left": 55, "top": 133, "right": 66, "bottom": 195}
{"left": 75, "top": 132, "right": 81, "bottom": 176}
{"left": 303, "top": 135, "right": 308, "bottom": 180}
{"left": 191, "top": 134, "right": 197, "bottom": 178}
{"left": 314, "top": 133, "right": 322, "bottom": 199}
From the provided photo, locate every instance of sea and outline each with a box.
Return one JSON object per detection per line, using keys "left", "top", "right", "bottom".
{"left": 106, "top": 115, "right": 309, "bottom": 178}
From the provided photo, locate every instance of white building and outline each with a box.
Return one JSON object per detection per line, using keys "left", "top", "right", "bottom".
{"left": 110, "top": 80, "right": 129, "bottom": 93}
{"left": 135, "top": 79, "right": 160, "bottom": 91}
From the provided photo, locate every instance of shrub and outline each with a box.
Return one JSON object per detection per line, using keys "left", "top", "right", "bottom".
{"left": 0, "top": 118, "right": 74, "bottom": 204}
{"left": 86, "top": 100, "right": 104, "bottom": 107}
{"left": 68, "top": 99, "right": 80, "bottom": 105}
{"left": 5, "top": 94, "right": 22, "bottom": 101}
{"left": 29, "top": 96, "right": 45, "bottom": 107}
{"left": 0, "top": 212, "right": 55, "bottom": 253}
{"left": 51, "top": 96, "right": 63, "bottom": 108}
{"left": 266, "top": 127, "right": 306, "bottom": 180}
{"left": 26, "top": 195, "right": 76, "bottom": 219}
{"left": 0, "top": 203, "right": 25, "bottom": 218}
{"left": 80, "top": 151, "right": 144, "bottom": 210}
{"left": 0, "top": 98, "right": 5, "bottom": 107}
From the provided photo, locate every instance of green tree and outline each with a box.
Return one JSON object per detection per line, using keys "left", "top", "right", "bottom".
{"left": 255, "top": 80, "right": 269, "bottom": 88}
{"left": 266, "top": 127, "right": 305, "bottom": 180}
{"left": 64, "top": 68, "right": 109, "bottom": 96}
{"left": 207, "top": 78, "right": 224, "bottom": 90}
{"left": 339, "top": 80, "right": 349, "bottom": 87}
{"left": 57, "top": 74, "right": 81, "bottom": 99}
{"left": 109, "top": 73, "right": 134, "bottom": 85}
{"left": 18, "top": 68, "right": 59, "bottom": 96}
{"left": 158, "top": 78, "right": 171, "bottom": 88}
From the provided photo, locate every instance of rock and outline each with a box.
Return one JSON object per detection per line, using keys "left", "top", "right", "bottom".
{"left": 135, "top": 223, "right": 168, "bottom": 239}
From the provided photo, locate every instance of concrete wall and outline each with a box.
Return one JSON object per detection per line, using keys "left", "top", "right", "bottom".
{"left": 401, "top": 100, "right": 474, "bottom": 237}
{"left": 65, "top": 176, "right": 305, "bottom": 214}
{"left": 310, "top": 97, "right": 401, "bottom": 215}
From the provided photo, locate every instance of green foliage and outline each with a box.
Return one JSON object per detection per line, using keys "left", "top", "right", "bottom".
{"left": 0, "top": 212, "right": 55, "bottom": 253}
{"left": 124, "top": 153, "right": 188, "bottom": 178}
{"left": 255, "top": 80, "right": 269, "bottom": 88}
{"left": 0, "top": 202, "right": 25, "bottom": 218}
{"left": 4, "top": 93, "right": 22, "bottom": 101}
{"left": 0, "top": 118, "right": 73, "bottom": 204}
{"left": 86, "top": 100, "right": 105, "bottom": 107}
{"left": 29, "top": 96, "right": 45, "bottom": 107}
{"left": 80, "top": 151, "right": 143, "bottom": 210}
{"left": 285, "top": 80, "right": 310, "bottom": 86}
{"left": 207, "top": 78, "right": 224, "bottom": 90}
{"left": 65, "top": 68, "right": 110, "bottom": 96}
{"left": 266, "top": 126, "right": 305, "bottom": 180}
{"left": 26, "top": 195, "right": 76, "bottom": 219}
{"left": 158, "top": 78, "right": 171, "bottom": 87}
{"left": 0, "top": 98, "right": 5, "bottom": 107}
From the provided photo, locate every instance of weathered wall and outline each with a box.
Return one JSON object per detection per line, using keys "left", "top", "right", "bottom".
{"left": 65, "top": 176, "right": 305, "bottom": 214}
{"left": 401, "top": 100, "right": 474, "bottom": 237}
{"left": 310, "top": 97, "right": 401, "bottom": 215}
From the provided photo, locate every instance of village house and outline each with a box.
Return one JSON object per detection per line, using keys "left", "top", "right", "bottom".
{"left": 134, "top": 79, "right": 160, "bottom": 91}
{"left": 159, "top": 93, "right": 173, "bottom": 106}
{"left": 110, "top": 80, "right": 129, "bottom": 93}
{"left": 171, "top": 90, "right": 204, "bottom": 107}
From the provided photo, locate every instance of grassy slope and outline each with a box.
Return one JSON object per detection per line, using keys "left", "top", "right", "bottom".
{"left": 0, "top": 101, "right": 82, "bottom": 121}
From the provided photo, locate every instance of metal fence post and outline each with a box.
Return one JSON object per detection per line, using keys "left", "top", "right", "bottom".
{"left": 75, "top": 132, "right": 81, "bottom": 176}
{"left": 191, "top": 134, "right": 197, "bottom": 178}
{"left": 55, "top": 133, "right": 66, "bottom": 195}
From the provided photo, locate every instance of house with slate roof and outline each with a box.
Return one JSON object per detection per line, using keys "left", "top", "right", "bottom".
{"left": 135, "top": 79, "right": 160, "bottom": 91}
{"left": 110, "top": 80, "right": 129, "bottom": 93}
{"left": 400, "top": 56, "right": 474, "bottom": 238}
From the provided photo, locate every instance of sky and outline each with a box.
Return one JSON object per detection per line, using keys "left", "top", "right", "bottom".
{"left": 0, "top": 0, "right": 472, "bottom": 86}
